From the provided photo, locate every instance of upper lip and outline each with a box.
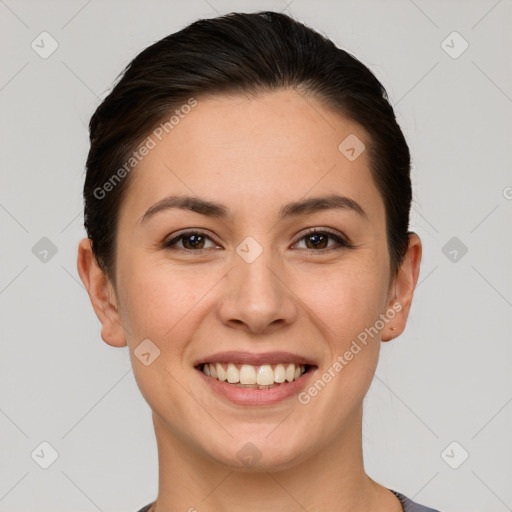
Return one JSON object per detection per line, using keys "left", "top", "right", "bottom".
{"left": 194, "top": 351, "right": 317, "bottom": 367}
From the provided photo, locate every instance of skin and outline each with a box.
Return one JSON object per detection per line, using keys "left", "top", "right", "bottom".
{"left": 77, "top": 88, "right": 421, "bottom": 512}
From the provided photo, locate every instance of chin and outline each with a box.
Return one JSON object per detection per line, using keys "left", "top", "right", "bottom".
{"left": 202, "top": 432, "right": 313, "bottom": 473}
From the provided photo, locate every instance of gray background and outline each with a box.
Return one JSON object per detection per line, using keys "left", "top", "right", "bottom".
{"left": 1, "top": 0, "right": 511, "bottom": 511}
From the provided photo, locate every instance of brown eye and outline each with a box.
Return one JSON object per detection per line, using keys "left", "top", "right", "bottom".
{"left": 304, "top": 232, "right": 329, "bottom": 250}
{"left": 180, "top": 233, "right": 206, "bottom": 250}
{"left": 163, "top": 231, "right": 219, "bottom": 252}
{"left": 294, "top": 229, "right": 352, "bottom": 252}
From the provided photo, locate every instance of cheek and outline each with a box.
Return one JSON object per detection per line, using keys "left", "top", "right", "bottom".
{"left": 116, "top": 255, "right": 202, "bottom": 345}
{"left": 299, "top": 263, "right": 389, "bottom": 343}
{"left": 295, "top": 265, "right": 388, "bottom": 417}
{"left": 116, "top": 260, "right": 206, "bottom": 416}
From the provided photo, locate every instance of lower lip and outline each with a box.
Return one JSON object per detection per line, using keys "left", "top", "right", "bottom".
{"left": 196, "top": 366, "right": 317, "bottom": 406}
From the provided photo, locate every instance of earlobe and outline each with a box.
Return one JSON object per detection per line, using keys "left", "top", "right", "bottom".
{"left": 381, "top": 233, "right": 422, "bottom": 342}
{"left": 77, "top": 238, "right": 127, "bottom": 347}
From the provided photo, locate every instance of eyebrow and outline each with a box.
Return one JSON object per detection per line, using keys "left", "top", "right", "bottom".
{"left": 139, "top": 193, "right": 368, "bottom": 224}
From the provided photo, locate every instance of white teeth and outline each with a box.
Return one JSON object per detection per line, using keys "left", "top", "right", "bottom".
{"left": 202, "top": 362, "right": 308, "bottom": 386}
{"left": 226, "top": 363, "right": 239, "bottom": 383}
{"left": 274, "top": 364, "right": 286, "bottom": 383}
{"left": 285, "top": 364, "right": 295, "bottom": 382}
{"left": 256, "top": 365, "right": 275, "bottom": 385}
{"left": 239, "top": 364, "right": 257, "bottom": 384}
{"left": 216, "top": 363, "right": 227, "bottom": 381}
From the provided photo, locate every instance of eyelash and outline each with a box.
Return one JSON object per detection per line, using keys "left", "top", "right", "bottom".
{"left": 162, "top": 228, "right": 354, "bottom": 254}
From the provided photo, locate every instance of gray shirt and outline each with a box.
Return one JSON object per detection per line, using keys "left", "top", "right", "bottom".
{"left": 136, "top": 489, "right": 441, "bottom": 511}
{"left": 390, "top": 489, "right": 441, "bottom": 511}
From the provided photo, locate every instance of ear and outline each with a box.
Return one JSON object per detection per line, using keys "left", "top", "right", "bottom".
{"left": 77, "top": 238, "right": 127, "bottom": 347}
{"left": 381, "top": 232, "right": 422, "bottom": 342}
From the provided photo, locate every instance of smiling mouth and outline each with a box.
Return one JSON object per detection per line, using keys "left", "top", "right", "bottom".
{"left": 198, "top": 362, "right": 313, "bottom": 389}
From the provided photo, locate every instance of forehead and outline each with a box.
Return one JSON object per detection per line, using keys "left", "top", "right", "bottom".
{"left": 119, "top": 89, "right": 384, "bottom": 224}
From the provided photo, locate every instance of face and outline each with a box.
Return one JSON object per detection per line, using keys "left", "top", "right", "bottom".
{"left": 81, "top": 89, "right": 415, "bottom": 472}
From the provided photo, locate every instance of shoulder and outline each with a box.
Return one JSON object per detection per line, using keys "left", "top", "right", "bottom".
{"left": 390, "top": 489, "right": 442, "bottom": 512}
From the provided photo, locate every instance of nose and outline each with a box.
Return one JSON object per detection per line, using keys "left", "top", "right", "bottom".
{"left": 216, "top": 247, "right": 298, "bottom": 335}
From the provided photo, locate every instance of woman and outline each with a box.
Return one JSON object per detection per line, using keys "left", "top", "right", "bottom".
{"left": 77, "top": 10, "right": 440, "bottom": 512}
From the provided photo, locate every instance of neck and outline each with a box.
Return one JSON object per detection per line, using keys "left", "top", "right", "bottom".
{"left": 149, "top": 405, "right": 401, "bottom": 512}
